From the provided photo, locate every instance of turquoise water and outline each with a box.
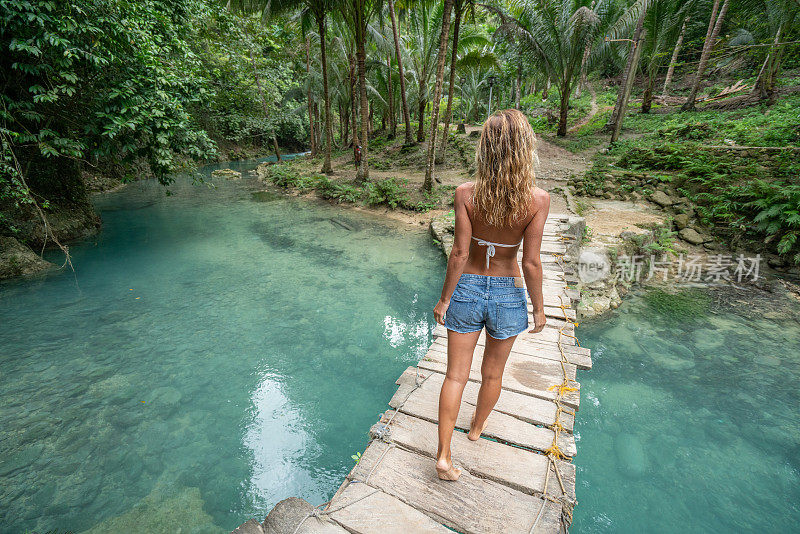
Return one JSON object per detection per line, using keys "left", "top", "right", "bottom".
{"left": 0, "top": 159, "right": 444, "bottom": 533}
{"left": 572, "top": 289, "right": 800, "bottom": 532}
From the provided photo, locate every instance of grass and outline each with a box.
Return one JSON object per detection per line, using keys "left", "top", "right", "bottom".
{"left": 260, "top": 162, "right": 451, "bottom": 212}
{"left": 570, "top": 90, "right": 800, "bottom": 265}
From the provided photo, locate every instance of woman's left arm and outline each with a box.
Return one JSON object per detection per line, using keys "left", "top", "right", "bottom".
{"left": 433, "top": 185, "right": 473, "bottom": 325}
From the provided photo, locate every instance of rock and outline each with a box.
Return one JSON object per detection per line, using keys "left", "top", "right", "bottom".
{"left": 0, "top": 237, "right": 55, "bottom": 279}
{"left": 678, "top": 227, "right": 708, "bottom": 245}
{"left": 767, "top": 256, "right": 786, "bottom": 268}
{"left": 211, "top": 168, "right": 242, "bottom": 180}
{"left": 603, "top": 191, "right": 614, "bottom": 199}
{"left": 615, "top": 433, "right": 647, "bottom": 477}
{"left": 673, "top": 213, "right": 689, "bottom": 230}
{"left": 468, "top": 130, "right": 480, "bottom": 138}
{"left": 264, "top": 497, "right": 347, "bottom": 534}
{"left": 649, "top": 190, "right": 675, "bottom": 207}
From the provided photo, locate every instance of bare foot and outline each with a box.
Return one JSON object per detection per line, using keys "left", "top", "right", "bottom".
{"left": 435, "top": 459, "right": 462, "bottom": 481}
{"left": 468, "top": 411, "right": 488, "bottom": 441}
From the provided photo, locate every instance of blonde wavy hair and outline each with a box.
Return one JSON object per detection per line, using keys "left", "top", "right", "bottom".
{"left": 472, "top": 109, "right": 538, "bottom": 227}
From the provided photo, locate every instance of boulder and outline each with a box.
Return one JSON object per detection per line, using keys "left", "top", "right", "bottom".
{"left": 649, "top": 190, "right": 675, "bottom": 207}
{"left": 678, "top": 227, "right": 708, "bottom": 245}
{"left": 211, "top": 168, "right": 242, "bottom": 180}
{"left": 673, "top": 213, "right": 690, "bottom": 230}
{"left": 0, "top": 237, "right": 55, "bottom": 279}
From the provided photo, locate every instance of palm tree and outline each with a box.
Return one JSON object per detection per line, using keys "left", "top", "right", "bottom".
{"left": 437, "top": 0, "right": 466, "bottom": 163}
{"left": 660, "top": 16, "right": 689, "bottom": 97}
{"left": 422, "top": 0, "right": 455, "bottom": 192}
{"left": 404, "top": 0, "right": 446, "bottom": 142}
{"left": 492, "top": 0, "right": 609, "bottom": 137}
{"left": 751, "top": 0, "right": 797, "bottom": 101}
{"left": 387, "top": 0, "right": 414, "bottom": 143}
{"left": 608, "top": 6, "right": 646, "bottom": 142}
{"left": 682, "top": 0, "right": 730, "bottom": 111}
{"left": 230, "top": 0, "right": 339, "bottom": 172}
{"left": 638, "top": 0, "right": 696, "bottom": 113}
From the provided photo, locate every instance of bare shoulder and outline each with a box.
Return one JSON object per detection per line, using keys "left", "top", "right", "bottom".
{"left": 454, "top": 182, "right": 475, "bottom": 204}
{"left": 532, "top": 186, "right": 550, "bottom": 212}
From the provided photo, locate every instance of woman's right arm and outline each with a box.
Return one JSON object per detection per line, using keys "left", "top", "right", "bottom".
{"left": 433, "top": 185, "right": 473, "bottom": 325}
{"left": 521, "top": 189, "right": 550, "bottom": 333}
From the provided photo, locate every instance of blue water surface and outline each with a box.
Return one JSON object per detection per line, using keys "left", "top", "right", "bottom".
{"left": 0, "top": 158, "right": 444, "bottom": 533}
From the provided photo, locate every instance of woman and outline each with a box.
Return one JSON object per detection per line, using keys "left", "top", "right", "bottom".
{"left": 432, "top": 109, "right": 550, "bottom": 481}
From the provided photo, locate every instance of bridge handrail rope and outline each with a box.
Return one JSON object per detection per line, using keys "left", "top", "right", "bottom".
{"left": 529, "top": 251, "right": 579, "bottom": 533}
{"left": 293, "top": 243, "right": 581, "bottom": 534}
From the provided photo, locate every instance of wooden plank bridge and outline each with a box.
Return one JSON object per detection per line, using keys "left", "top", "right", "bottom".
{"left": 236, "top": 214, "right": 591, "bottom": 534}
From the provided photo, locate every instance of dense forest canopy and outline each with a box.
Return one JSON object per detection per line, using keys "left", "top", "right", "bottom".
{"left": 1, "top": 0, "right": 799, "bottom": 259}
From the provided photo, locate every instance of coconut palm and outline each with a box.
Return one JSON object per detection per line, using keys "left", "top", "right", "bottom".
{"left": 422, "top": 0, "right": 455, "bottom": 192}
{"left": 229, "top": 0, "right": 340, "bottom": 173}
{"left": 682, "top": 0, "right": 731, "bottom": 111}
{"left": 492, "top": 0, "right": 612, "bottom": 136}
{"left": 638, "top": 0, "right": 698, "bottom": 113}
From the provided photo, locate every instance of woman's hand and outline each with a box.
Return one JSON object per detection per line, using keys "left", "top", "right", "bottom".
{"left": 529, "top": 311, "right": 546, "bottom": 333}
{"left": 433, "top": 299, "right": 450, "bottom": 326}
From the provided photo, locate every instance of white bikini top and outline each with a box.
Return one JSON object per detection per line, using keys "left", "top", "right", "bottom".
{"left": 471, "top": 236, "right": 523, "bottom": 269}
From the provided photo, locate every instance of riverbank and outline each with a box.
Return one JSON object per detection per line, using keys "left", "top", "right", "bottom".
{"left": 0, "top": 143, "right": 292, "bottom": 282}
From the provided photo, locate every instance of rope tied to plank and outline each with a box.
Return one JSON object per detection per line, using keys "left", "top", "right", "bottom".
{"left": 529, "top": 250, "right": 579, "bottom": 533}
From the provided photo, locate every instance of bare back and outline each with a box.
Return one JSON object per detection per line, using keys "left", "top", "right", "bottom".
{"left": 456, "top": 182, "right": 549, "bottom": 277}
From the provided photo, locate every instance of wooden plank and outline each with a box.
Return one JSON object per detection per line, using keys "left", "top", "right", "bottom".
{"left": 327, "top": 482, "right": 451, "bottom": 533}
{"left": 349, "top": 442, "right": 563, "bottom": 534}
{"left": 540, "top": 304, "right": 576, "bottom": 321}
{"left": 377, "top": 411, "right": 576, "bottom": 500}
{"left": 387, "top": 376, "right": 576, "bottom": 456}
{"left": 423, "top": 344, "right": 578, "bottom": 381}
{"left": 433, "top": 324, "right": 574, "bottom": 345}
{"left": 394, "top": 368, "right": 574, "bottom": 432}
{"left": 431, "top": 336, "right": 592, "bottom": 369}
{"left": 418, "top": 353, "right": 580, "bottom": 410}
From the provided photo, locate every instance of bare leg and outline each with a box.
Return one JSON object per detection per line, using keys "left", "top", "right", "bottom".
{"left": 436, "top": 328, "right": 481, "bottom": 480}
{"left": 468, "top": 334, "right": 516, "bottom": 441}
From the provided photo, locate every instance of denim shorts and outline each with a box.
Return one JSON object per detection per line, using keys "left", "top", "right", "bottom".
{"left": 444, "top": 273, "right": 529, "bottom": 340}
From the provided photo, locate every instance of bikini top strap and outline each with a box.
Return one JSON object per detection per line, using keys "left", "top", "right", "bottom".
{"left": 471, "top": 236, "right": 523, "bottom": 269}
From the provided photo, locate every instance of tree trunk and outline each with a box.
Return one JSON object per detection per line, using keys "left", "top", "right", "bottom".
{"left": 249, "top": 47, "right": 281, "bottom": 162}
{"left": 515, "top": 63, "right": 522, "bottom": 109}
{"left": 607, "top": 9, "right": 646, "bottom": 134}
{"left": 437, "top": 0, "right": 463, "bottom": 163}
{"left": 305, "top": 36, "right": 316, "bottom": 157}
{"left": 752, "top": 25, "right": 783, "bottom": 99}
{"left": 683, "top": 0, "right": 729, "bottom": 111}
{"left": 661, "top": 18, "right": 688, "bottom": 97}
{"left": 315, "top": 102, "right": 321, "bottom": 150}
{"left": 576, "top": 42, "right": 591, "bottom": 98}
{"left": 557, "top": 80, "right": 570, "bottom": 136}
{"left": 542, "top": 79, "right": 549, "bottom": 101}
{"left": 350, "top": 53, "right": 358, "bottom": 151}
{"left": 354, "top": 0, "right": 370, "bottom": 183}
{"left": 388, "top": 0, "right": 413, "bottom": 144}
{"left": 641, "top": 73, "right": 656, "bottom": 113}
{"left": 317, "top": 14, "right": 333, "bottom": 173}
{"left": 387, "top": 54, "right": 396, "bottom": 138}
{"left": 611, "top": 14, "right": 646, "bottom": 143}
{"left": 417, "top": 97, "right": 426, "bottom": 142}
{"left": 422, "top": 0, "right": 455, "bottom": 192}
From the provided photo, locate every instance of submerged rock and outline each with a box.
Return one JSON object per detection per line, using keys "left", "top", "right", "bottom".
{"left": 211, "top": 168, "right": 242, "bottom": 180}
{"left": 0, "top": 237, "right": 55, "bottom": 279}
{"left": 615, "top": 433, "right": 647, "bottom": 477}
